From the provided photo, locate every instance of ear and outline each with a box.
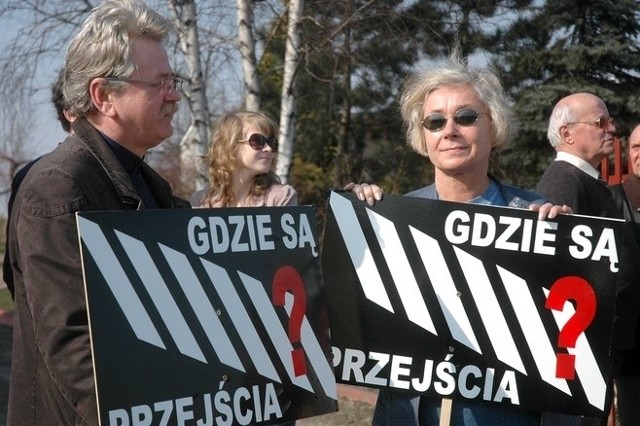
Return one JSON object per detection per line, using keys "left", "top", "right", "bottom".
{"left": 89, "top": 78, "right": 117, "bottom": 118}
{"left": 63, "top": 110, "right": 75, "bottom": 123}
{"left": 560, "top": 125, "right": 574, "bottom": 145}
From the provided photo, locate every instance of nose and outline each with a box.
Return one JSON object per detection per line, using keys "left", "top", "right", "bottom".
{"left": 440, "top": 116, "right": 460, "bottom": 136}
{"left": 165, "top": 86, "right": 181, "bottom": 102}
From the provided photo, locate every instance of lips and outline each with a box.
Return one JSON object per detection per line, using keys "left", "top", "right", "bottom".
{"left": 161, "top": 103, "right": 178, "bottom": 118}
{"left": 442, "top": 144, "right": 469, "bottom": 152}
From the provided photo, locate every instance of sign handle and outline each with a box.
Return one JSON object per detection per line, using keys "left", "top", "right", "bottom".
{"left": 439, "top": 398, "right": 452, "bottom": 426}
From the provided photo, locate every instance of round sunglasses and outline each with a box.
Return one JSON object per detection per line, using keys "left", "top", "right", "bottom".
{"left": 239, "top": 133, "right": 278, "bottom": 152}
{"left": 421, "top": 108, "right": 487, "bottom": 132}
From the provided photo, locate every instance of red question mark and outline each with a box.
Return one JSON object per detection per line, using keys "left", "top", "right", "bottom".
{"left": 272, "top": 265, "right": 307, "bottom": 376}
{"left": 545, "top": 276, "right": 597, "bottom": 380}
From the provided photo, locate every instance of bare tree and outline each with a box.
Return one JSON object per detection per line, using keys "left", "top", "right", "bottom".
{"left": 236, "top": 0, "right": 261, "bottom": 111}
{"left": 0, "top": 78, "right": 40, "bottom": 218}
{"left": 0, "top": 1, "right": 92, "bottom": 213}
{"left": 168, "top": 0, "right": 211, "bottom": 191}
{"left": 275, "top": 0, "right": 304, "bottom": 183}
{"left": 0, "top": 2, "right": 93, "bottom": 135}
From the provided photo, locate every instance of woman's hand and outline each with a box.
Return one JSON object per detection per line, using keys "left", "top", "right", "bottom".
{"left": 344, "top": 182, "right": 384, "bottom": 206}
{"left": 529, "top": 202, "right": 573, "bottom": 220}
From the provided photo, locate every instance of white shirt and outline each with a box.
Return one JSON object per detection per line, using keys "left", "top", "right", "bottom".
{"left": 554, "top": 151, "right": 600, "bottom": 180}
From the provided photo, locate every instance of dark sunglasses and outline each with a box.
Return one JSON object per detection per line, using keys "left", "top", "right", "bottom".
{"left": 566, "top": 116, "right": 614, "bottom": 130}
{"left": 239, "top": 133, "right": 278, "bottom": 152}
{"left": 421, "top": 108, "right": 487, "bottom": 132}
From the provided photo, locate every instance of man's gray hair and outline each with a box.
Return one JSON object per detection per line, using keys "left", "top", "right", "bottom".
{"left": 64, "top": 0, "right": 173, "bottom": 117}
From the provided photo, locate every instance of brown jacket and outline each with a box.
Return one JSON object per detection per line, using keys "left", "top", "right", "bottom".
{"left": 7, "top": 118, "right": 189, "bottom": 425}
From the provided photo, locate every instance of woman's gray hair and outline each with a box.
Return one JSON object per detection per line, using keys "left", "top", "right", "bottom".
{"left": 400, "top": 51, "right": 514, "bottom": 157}
{"left": 64, "top": 0, "right": 173, "bottom": 117}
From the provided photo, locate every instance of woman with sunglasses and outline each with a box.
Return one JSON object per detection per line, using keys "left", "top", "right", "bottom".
{"left": 348, "top": 52, "right": 572, "bottom": 425}
{"left": 191, "top": 111, "right": 297, "bottom": 426}
{"left": 191, "top": 110, "right": 297, "bottom": 208}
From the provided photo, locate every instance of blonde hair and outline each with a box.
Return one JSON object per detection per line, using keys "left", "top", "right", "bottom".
{"left": 400, "top": 51, "right": 513, "bottom": 157}
{"left": 64, "top": 0, "right": 173, "bottom": 117}
{"left": 201, "top": 111, "right": 280, "bottom": 207}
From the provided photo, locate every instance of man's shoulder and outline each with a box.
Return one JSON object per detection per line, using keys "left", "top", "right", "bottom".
{"left": 27, "top": 137, "right": 98, "bottom": 180}
{"left": 17, "top": 136, "right": 123, "bottom": 211}
{"left": 538, "top": 161, "right": 586, "bottom": 190}
{"left": 541, "top": 160, "right": 583, "bottom": 177}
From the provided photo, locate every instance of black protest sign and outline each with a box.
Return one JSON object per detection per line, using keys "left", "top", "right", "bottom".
{"left": 77, "top": 207, "right": 337, "bottom": 425}
{"left": 322, "top": 191, "right": 623, "bottom": 418}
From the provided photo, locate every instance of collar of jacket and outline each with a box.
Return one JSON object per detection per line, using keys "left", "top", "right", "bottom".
{"left": 70, "top": 118, "right": 178, "bottom": 209}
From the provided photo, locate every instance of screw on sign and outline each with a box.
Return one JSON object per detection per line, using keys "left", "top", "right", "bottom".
{"left": 545, "top": 276, "right": 597, "bottom": 380}
{"left": 272, "top": 265, "right": 308, "bottom": 376}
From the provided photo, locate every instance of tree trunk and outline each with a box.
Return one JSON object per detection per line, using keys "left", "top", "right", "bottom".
{"left": 236, "top": 0, "right": 261, "bottom": 112}
{"left": 276, "top": 0, "right": 304, "bottom": 183}
{"left": 168, "top": 0, "right": 211, "bottom": 192}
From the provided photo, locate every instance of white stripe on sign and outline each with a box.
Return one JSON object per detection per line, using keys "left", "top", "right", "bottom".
{"left": 284, "top": 292, "right": 338, "bottom": 400}
{"left": 543, "top": 288, "right": 606, "bottom": 410}
{"left": 498, "top": 267, "right": 571, "bottom": 394}
{"left": 77, "top": 218, "right": 165, "bottom": 349}
{"left": 367, "top": 210, "right": 437, "bottom": 335}
{"left": 329, "top": 192, "right": 394, "bottom": 312}
{"left": 159, "top": 244, "right": 245, "bottom": 372}
{"left": 201, "top": 259, "right": 281, "bottom": 382}
{"left": 410, "top": 226, "right": 481, "bottom": 353}
{"left": 240, "top": 272, "right": 314, "bottom": 392}
{"left": 454, "top": 247, "right": 527, "bottom": 374}
{"left": 116, "top": 231, "right": 206, "bottom": 364}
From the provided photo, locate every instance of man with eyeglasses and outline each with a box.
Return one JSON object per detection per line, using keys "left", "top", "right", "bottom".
{"left": 537, "top": 92, "right": 620, "bottom": 218}
{"left": 537, "top": 92, "right": 639, "bottom": 426}
{"left": 6, "top": 1, "right": 189, "bottom": 424}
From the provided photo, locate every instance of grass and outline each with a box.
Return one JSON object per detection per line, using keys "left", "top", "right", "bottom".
{"left": 1, "top": 216, "right": 10, "bottom": 312}
{"left": 297, "top": 396, "right": 374, "bottom": 425}
{"left": 0, "top": 290, "right": 12, "bottom": 312}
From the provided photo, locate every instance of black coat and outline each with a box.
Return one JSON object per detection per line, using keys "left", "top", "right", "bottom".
{"left": 610, "top": 175, "right": 640, "bottom": 375}
{"left": 7, "top": 118, "right": 189, "bottom": 425}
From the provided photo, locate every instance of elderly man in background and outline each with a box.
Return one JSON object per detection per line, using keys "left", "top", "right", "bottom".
{"left": 609, "top": 124, "right": 640, "bottom": 426}
{"left": 536, "top": 92, "right": 620, "bottom": 218}
{"left": 611, "top": 125, "right": 640, "bottom": 222}
{"left": 537, "top": 92, "right": 640, "bottom": 426}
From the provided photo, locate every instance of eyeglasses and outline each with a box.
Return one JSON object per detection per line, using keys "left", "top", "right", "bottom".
{"left": 566, "top": 117, "right": 614, "bottom": 130}
{"left": 421, "top": 108, "right": 487, "bottom": 132}
{"left": 239, "top": 133, "right": 278, "bottom": 152}
{"left": 105, "top": 76, "right": 183, "bottom": 93}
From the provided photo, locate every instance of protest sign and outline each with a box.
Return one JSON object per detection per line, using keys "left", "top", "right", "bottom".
{"left": 322, "top": 191, "right": 623, "bottom": 418}
{"left": 77, "top": 207, "right": 337, "bottom": 425}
